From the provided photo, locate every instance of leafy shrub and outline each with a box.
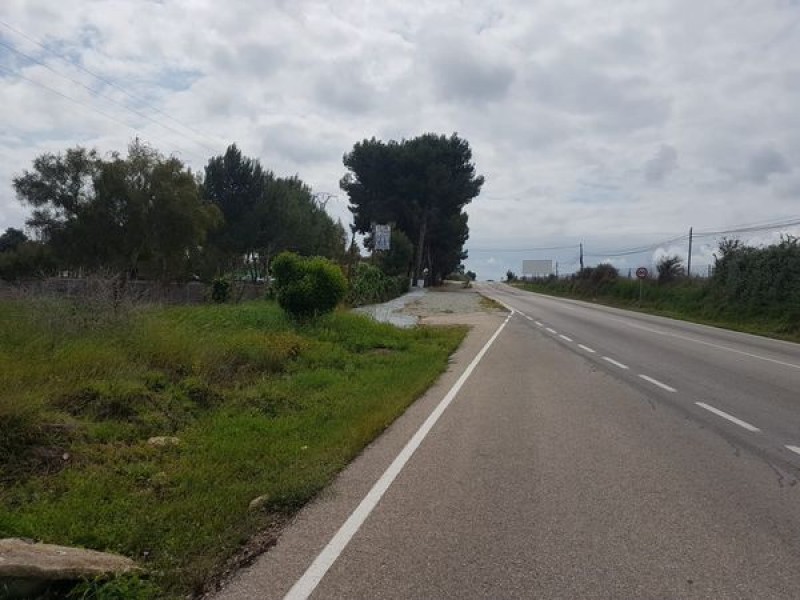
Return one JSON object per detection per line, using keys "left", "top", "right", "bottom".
{"left": 571, "top": 263, "right": 619, "bottom": 295}
{"left": 211, "top": 277, "right": 231, "bottom": 303}
{"left": 347, "top": 263, "right": 408, "bottom": 306}
{"left": 657, "top": 255, "right": 684, "bottom": 284}
{"left": 272, "top": 252, "right": 347, "bottom": 319}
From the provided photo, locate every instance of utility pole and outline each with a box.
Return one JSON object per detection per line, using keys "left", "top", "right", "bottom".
{"left": 687, "top": 227, "right": 693, "bottom": 278}
{"left": 579, "top": 243, "right": 584, "bottom": 270}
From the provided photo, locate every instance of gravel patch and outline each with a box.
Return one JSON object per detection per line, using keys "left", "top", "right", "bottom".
{"left": 355, "top": 282, "right": 506, "bottom": 327}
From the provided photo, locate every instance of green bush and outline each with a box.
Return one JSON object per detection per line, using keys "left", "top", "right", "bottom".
{"left": 67, "top": 574, "right": 159, "bottom": 600}
{"left": 272, "top": 252, "right": 347, "bottom": 319}
{"left": 210, "top": 277, "right": 231, "bottom": 303}
{"left": 347, "top": 263, "right": 409, "bottom": 306}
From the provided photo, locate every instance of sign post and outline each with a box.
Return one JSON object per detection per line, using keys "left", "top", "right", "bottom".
{"left": 635, "top": 267, "right": 648, "bottom": 305}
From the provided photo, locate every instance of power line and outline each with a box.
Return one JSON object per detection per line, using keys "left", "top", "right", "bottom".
{"left": 469, "top": 244, "right": 581, "bottom": 252}
{"left": 0, "top": 37, "right": 220, "bottom": 155}
{"left": 0, "top": 64, "right": 207, "bottom": 163}
{"left": 0, "top": 18, "right": 225, "bottom": 151}
{"left": 472, "top": 216, "right": 800, "bottom": 260}
{"left": 585, "top": 233, "right": 689, "bottom": 258}
{"left": 695, "top": 217, "right": 800, "bottom": 238}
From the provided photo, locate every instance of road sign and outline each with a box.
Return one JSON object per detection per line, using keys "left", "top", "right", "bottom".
{"left": 636, "top": 267, "right": 648, "bottom": 279}
{"left": 374, "top": 224, "right": 391, "bottom": 251}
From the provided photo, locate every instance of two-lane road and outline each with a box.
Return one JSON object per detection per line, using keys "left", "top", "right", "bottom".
{"left": 216, "top": 285, "right": 800, "bottom": 599}
{"left": 483, "top": 283, "right": 800, "bottom": 471}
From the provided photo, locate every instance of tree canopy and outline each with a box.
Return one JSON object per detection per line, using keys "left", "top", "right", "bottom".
{"left": 13, "top": 140, "right": 220, "bottom": 280}
{"left": 7, "top": 141, "right": 347, "bottom": 283}
{"left": 341, "top": 133, "right": 484, "bottom": 284}
{"left": 203, "top": 145, "right": 346, "bottom": 280}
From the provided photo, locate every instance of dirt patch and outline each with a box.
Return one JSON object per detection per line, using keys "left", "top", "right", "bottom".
{"left": 399, "top": 282, "right": 507, "bottom": 323}
{"left": 195, "top": 515, "right": 289, "bottom": 599}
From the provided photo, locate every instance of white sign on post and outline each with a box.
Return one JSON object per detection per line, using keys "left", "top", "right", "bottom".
{"left": 374, "top": 224, "right": 391, "bottom": 251}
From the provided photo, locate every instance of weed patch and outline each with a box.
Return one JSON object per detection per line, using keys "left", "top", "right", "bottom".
{"left": 0, "top": 299, "right": 465, "bottom": 598}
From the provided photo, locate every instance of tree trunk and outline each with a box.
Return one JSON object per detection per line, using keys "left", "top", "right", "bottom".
{"left": 415, "top": 213, "right": 428, "bottom": 286}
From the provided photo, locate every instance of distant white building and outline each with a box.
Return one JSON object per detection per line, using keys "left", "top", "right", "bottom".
{"left": 522, "top": 259, "right": 553, "bottom": 279}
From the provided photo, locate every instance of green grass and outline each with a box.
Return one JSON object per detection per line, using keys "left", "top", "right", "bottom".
{"left": 513, "top": 279, "right": 800, "bottom": 342}
{"left": 0, "top": 298, "right": 466, "bottom": 598}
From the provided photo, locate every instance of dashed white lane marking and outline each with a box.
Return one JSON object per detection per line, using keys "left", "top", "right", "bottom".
{"left": 695, "top": 402, "right": 761, "bottom": 433}
{"left": 283, "top": 312, "right": 514, "bottom": 600}
{"left": 487, "top": 291, "right": 799, "bottom": 371}
{"left": 578, "top": 344, "right": 596, "bottom": 354}
{"left": 535, "top": 321, "right": 544, "bottom": 327}
{"left": 559, "top": 334, "right": 573, "bottom": 342}
{"left": 618, "top": 321, "right": 800, "bottom": 371}
{"left": 602, "top": 356, "right": 629, "bottom": 370}
{"left": 638, "top": 374, "right": 677, "bottom": 393}
{"left": 545, "top": 327, "right": 557, "bottom": 334}
{"left": 525, "top": 315, "right": 534, "bottom": 321}
{"left": 786, "top": 445, "right": 800, "bottom": 456}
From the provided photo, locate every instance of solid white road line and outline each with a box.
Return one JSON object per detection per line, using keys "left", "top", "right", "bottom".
{"left": 559, "top": 334, "right": 573, "bottom": 342}
{"left": 535, "top": 321, "right": 544, "bottom": 327}
{"left": 602, "top": 356, "right": 629, "bottom": 370}
{"left": 695, "top": 402, "right": 761, "bottom": 433}
{"left": 638, "top": 374, "right": 677, "bottom": 393}
{"left": 283, "top": 312, "right": 514, "bottom": 600}
{"left": 578, "top": 344, "right": 596, "bottom": 354}
{"left": 525, "top": 315, "right": 534, "bottom": 321}
{"left": 545, "top": 327, "right": 557, "bottom": 334}
{"left": 786, "top": 445, "right": 800, "bottom": 456}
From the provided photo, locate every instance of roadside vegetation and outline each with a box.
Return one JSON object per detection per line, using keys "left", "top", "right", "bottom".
{"left": 513, "top": 237, "right": 800, "bottom": 342}
{"left": 0, "top": 133, "right": 483, "bottom": 597}
{"left": 0, "top": 298, "right": 466, "bottom": 598}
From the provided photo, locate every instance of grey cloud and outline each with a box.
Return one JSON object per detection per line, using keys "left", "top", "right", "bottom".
{"left": 746, "top": 147, "right": 790, "bottom": 184}
{"left": 211, "top": 42, "right": 285, "bottom": 77}
{"left": 644, "top": 144, "right": 678, "bottom": 184}
{"left": 424, "top": 40, "right": 515, "bottom": 105}
{"left": 313, "top": 63, "right": 376, "bottom": 115}
{"left": 524, "top": 41, "right": 671, "bottom": 132}
{"left": 529, "top": 61, "right": 670, "bottom": 130}
{"left": 259, "top": 122, "right": 344, "bottom": 166}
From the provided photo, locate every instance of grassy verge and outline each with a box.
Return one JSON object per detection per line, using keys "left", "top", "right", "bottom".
{"left": 513, "top": 280, "right": 800, "bottom": 343}
{"left": 0, "top": 298, "right": 466, "bottom": 598}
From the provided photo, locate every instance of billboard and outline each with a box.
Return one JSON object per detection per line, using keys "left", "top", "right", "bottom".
{"left": 522, "top": 259, "right": 553, "bottom": 277}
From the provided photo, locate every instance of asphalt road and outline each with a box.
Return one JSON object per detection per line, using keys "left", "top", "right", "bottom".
{"left": 214, "top": 285, "right": 800, "bottom": 599}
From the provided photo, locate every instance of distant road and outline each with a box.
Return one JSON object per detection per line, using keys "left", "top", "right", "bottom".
{"left": 216, "top": 283, "right": 800, "bottom": 599}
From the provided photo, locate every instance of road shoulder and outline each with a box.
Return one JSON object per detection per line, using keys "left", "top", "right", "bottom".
{"left": 210, "top": 288, "right": 506, "bottom": 599}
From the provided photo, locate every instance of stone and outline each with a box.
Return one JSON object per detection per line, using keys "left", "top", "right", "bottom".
{"left": 0, "top": 538, "right": 140, "bottom": 581}
{"left": 248, "top": 495, "right": 270, "bottom": 511}
{"left": 147, "top": 436, "right": 180, "bottom": 447}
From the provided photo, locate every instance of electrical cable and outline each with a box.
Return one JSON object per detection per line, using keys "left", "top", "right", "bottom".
{"left": 469, "top": 244, "right": 581, "bottom": 252}
{"left": 0, "top": 64, "right": 207, "bottom": 163}
{"left": 0, "top": 18, "right": 224, "bottom": 150}
{"left": 0, "top": 38, "right": 220, "bottom": 155}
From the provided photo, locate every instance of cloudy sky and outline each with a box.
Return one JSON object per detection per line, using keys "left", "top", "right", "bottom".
{"left": 1, "top": 0, "right": 799, "bottom": 279}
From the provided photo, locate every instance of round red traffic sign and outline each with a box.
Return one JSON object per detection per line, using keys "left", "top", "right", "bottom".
{"left": 636, "top": 267, "right": 648, "bottom": 279}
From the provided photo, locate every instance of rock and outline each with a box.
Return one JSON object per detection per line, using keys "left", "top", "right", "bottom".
{"left": 248, "top": 495, "right": 270, "bottom": 511}
{"left": 0, "top": 538, "right": 140, "bottom": 581}
{"left": 147, "top": 436, "right": 180, "bottom": 447}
